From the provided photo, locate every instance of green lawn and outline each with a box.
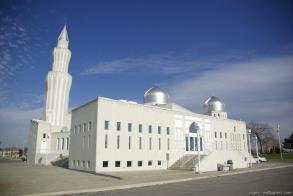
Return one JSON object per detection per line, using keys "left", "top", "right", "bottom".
{"left": 260, "top": 153, "right": 293, "bottom": 160}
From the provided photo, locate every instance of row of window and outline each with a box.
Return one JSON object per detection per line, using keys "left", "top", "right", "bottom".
{"left": 104, "top": 134, "right": 170, "bottom": 151}
{"left": 72, "top": 160, "right": 91, "bottom": 168}
{"left": 215, "top": 141, "right": 246, "bottom": 151}
{"left": 102, "top": 160, "right": 162, "bottom": 168}
{"left": 82, "top": 134, "right": 92, "bottom": 149}
{"left": 104, "top": 120, "right": 170, "bottom": 135}
{"left": 56, "top": 137, "right": 69, "bottom": 150}
{"left": 214, "top": 131, "right": 245, "bottom": 141}
{"left": 73, "top": 121, "right": 92, "bottom": 134}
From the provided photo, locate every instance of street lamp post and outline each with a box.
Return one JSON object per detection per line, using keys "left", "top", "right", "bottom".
{"left": 248, "top": 129, "right": 252, "bottom": 168}
{"left": 277, "top": 124, "right": 283, "bottom": 160}
{"left": 197, "top": 131, "right": 201, "bottom": 174}
{"left": 255, "top": 135, "right": 259, "bottom": 164}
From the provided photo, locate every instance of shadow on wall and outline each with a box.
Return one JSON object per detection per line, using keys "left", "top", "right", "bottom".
{"left": 51, "top": 158, "right": 122, "bottom": 180}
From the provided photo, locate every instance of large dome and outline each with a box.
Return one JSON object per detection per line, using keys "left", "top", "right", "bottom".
{"left": 143, "top": 86, "right": 170, "bottom": 105}
{"left": 203, "top": 96, "right": 225, "bottom": 114}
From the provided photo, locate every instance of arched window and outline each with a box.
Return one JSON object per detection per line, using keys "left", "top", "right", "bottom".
{"left": 189, "top": 122, "right": 198, "bottom": 133}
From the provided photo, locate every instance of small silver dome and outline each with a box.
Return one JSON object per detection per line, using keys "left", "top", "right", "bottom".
{"left": 203, "top": 96, "right": 225, "bottom": 114}
{"left": 144, "top": 86, "right": 170, "bottom": 105}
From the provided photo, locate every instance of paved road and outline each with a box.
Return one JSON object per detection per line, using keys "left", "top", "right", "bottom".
{"left": 71, "top": 167, "right": 293, "bottom": 196}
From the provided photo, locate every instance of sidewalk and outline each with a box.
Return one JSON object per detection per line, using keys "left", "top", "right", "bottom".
{"left": 0, "top": 159, "right": 292, "bottom": 196}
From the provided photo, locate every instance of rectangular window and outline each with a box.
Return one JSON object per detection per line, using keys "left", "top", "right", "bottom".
{"left": 200, "top": 137, "right": 203, "bottom": 151}
{"left": 148, "top": 125, "right": 152, "bottom": 133}
{"left": 158, "top": 138, "right": 161, "bottom": 150}
{"left": 105, "top": 134, "right": 108, "bottom": 149}
{"left": 79, "top": 125, "right": 81, "bottom": 133}
{"left": 57, "top": 138, "right": 60, "bottom": 150}
{"left": 149, "top": 137, "right": 152, "bottom": 150}
{"left": 128, "top": 123, "right": 132, "bottom": 132}
{"left": 115, "top": 161, "right": 120, "bottom": 167}
{"left": 127, "top": 161, "right": 132, "bottom": 167}
{"left": 139, "top": 137, "right": 142, "bottom": 150}
{"left": 84, "top": 123, "right": 87, "bottom": 132}
{"left": 139, "top": 124, "right": 142, "bottom": 133}
{"left": 87, "top": 161, "right": 90, "bottom": 168}
{"left": 148, "top": 161, "right": 152, "bottom": 166}
{"left": 43, "top": 133, "right": 46, "bottom": 139}
{"left": 167, "top": 138, "right": 170, "bottom": 150}
{"left": 74, "top": 126, "right": 77, "bottom": 134}
{"left": 67, "top": 137, "right": 69, "bottom": 150}
{"left": 116, "top": 122, "right": 121, "bottom": 131}
{"left": 166, "top": 127, "right": 170, "bottom": 135}
{"left": 103, "top": 161, "right": 108, "bottom": 167}
{"left": 243, "top": 134, "right": 245, "bottom": 140}
{"left": 220, "top": 132, "right": 222, "bottom": 138}
{"left": 104, "top": 120, "right": 109, "bottom": 130}
{"left": 225, "top": 132, "right": 227, "bottom": 139}
{"left": 77, "top": 160, "right": 80, "bottom": 167}
{"left": 214, "top": 132, "right": 217, "bottom": 138}
{"left": 82, "top": 160, "right": 86, "bottom": 167}
{"left": 89, "top": 121, "right": 92, "bottom": 131}
{"left": 185, "top": 137, "right": 189, "bottom": 151}
{"left": 62, "top": 138, "right": 65, "bottom": 150}
{"left": 128, "top": 136, "right": 131, "bottom": 149}
{"left": 138, "top": 161, "right": 142, "bottom": 167}
{"left": 88, "top": 135, "right": 91, "bottom": 148}
{"left": 117, "top": 135, "right": 120, "bottom": 149}
{"left": 83, "top": 136, "right": 85, "bottom": 149}
{"left": 234, "top": 126, "right": 236, "bottom": 132}
{"left": 158, "top": 126, "right": 161, "bottom": 134}
{"left": 190, "top": 137, "right": 194, "bottom": 151}
{"left": 158, "top": 160, "right": 162, "bottom": 166}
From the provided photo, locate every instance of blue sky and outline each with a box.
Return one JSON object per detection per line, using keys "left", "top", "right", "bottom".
{"left": 0, "top": 0, "right": 293, "bottom": 147}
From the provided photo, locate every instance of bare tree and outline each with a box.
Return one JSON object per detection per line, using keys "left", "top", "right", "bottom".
{"left": 247, "top": 122, "right": 276, "bottom": 153}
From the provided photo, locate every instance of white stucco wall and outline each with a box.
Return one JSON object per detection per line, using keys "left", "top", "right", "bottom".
{"left": 69, "top": 97, "right": 249, "bottom": 173}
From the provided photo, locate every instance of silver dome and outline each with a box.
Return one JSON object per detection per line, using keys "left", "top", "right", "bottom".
{"left": 203, "top": 96, "right": 225, "bottom": 114}
{"left": 144, "top": 86, "right": 170, "bottom": 105}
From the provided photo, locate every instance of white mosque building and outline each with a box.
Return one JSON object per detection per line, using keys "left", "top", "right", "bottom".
{"left": 28, "top": 26, "right": 250, "bottom": 172}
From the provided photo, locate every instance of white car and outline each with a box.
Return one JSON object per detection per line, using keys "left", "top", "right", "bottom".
{"left": 255, "top": 156, "right": 267, "bottom": 163}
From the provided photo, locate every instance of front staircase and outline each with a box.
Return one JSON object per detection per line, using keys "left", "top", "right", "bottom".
{"left": 169, "top": 154, "right": 206, "bottom": 171}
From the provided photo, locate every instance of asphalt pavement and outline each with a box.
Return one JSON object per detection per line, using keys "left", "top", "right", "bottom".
{"left": 70, "top": 167, "right": 293, "bottom": 196}
{"left": 0, "top": 158, "right": 292, "bottom": 196}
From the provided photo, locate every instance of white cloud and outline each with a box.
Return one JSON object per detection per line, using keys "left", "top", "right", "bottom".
{"left": 81, "top": 55, "right": 215, "bottom": 76}
{"left": 168, "top": 55, "right": 293, "bottom": 138}
{"left": 0, "top": 107, "right": 43, "bottom": 148}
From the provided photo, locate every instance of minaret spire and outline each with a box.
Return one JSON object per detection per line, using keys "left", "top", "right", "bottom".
{"left": 57, "top": 25, "right": 69, "bottom": 48}
{"left": 58, "top": 25, "right": 69, "bottom": 41}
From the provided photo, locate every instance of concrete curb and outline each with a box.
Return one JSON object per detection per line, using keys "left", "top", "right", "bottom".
{"left": 24, "top": 164, "right": 293, "bottom": 196}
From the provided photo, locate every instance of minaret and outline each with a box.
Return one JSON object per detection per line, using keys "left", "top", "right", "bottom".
{"left": 44, "top": 25, "right": 72, "bottom": 128}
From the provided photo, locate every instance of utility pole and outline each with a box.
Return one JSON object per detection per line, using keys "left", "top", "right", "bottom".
{"left": 277, "top": 124, "right": 283, "bottom": 160}
{"left": 255, "top": 135, "right": 259, "bottom": 164}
